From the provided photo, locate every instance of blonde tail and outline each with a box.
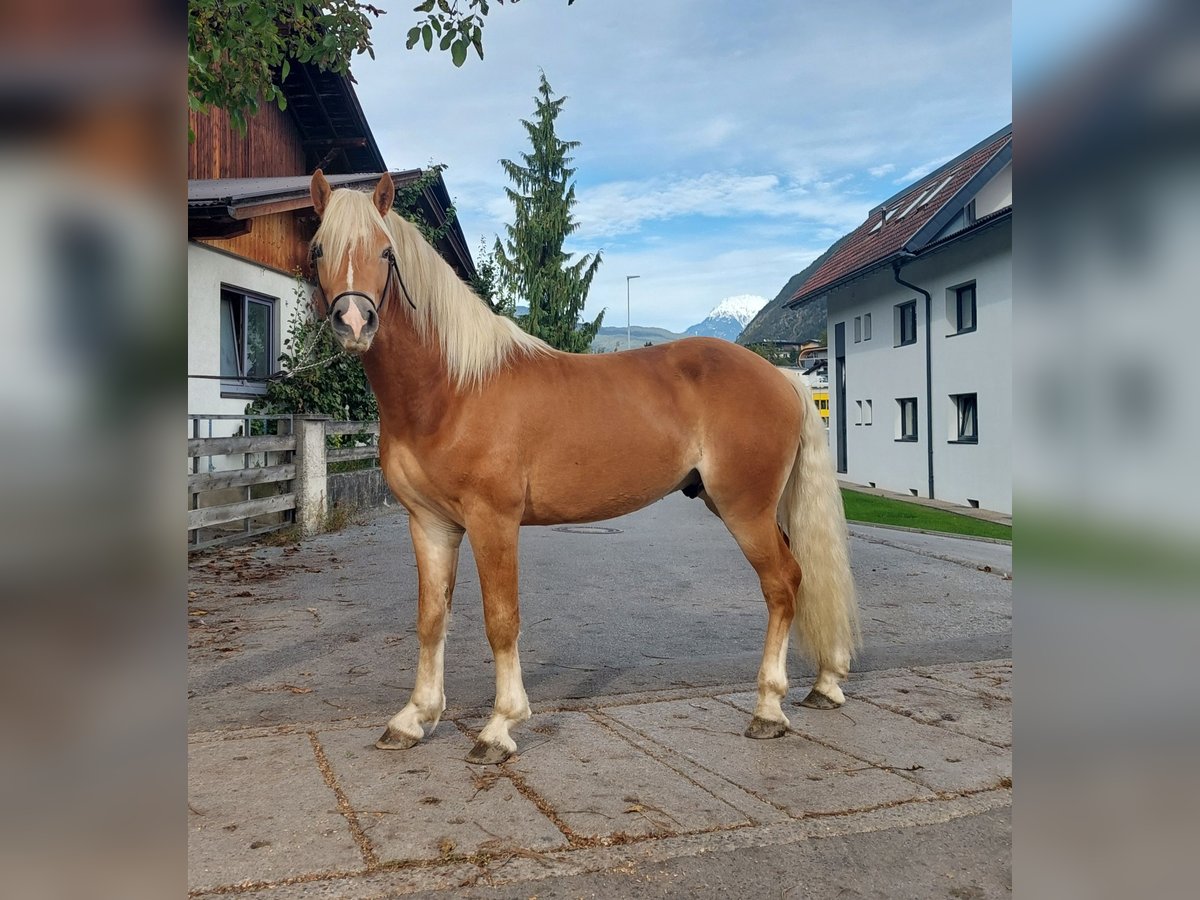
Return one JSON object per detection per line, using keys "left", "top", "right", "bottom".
{"left": 778, "top": 371, "right": 860, "bottom": 702}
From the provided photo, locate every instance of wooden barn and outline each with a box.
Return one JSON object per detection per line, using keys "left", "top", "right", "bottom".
{"left": 187, "top": 63, "right": 475, "bottom": 416}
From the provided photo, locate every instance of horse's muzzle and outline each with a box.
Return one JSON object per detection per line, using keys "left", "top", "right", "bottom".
{"left": 329, "top": 293, "right": 379, "bottom": 353}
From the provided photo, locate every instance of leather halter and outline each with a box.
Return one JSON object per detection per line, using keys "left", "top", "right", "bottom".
{"left": 312, "top": 244, "right": 416, "bottom": 321}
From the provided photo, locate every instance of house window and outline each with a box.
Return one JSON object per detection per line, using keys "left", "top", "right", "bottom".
{"left": 895, "top": 300, "right": 917, "bottom": 347}
{"left": 953, "top": 283, "right": 977, "bottom": 334}
{"left": 864, "top": 399, "right": 873, "bottom": 425}
{"left": 951, "top": 393, "right": 978, "bottom": 443}
{"left": 854, "top": 316, "right": 861, "bottom": 343}
{"left": 896, "top": 397, "right": 918, "bottom": 442}
{"left": 863, "top": 313, "right": 872, "bottom": 341}
{"left": 221, "top": 287, "right": 275, "bottom": 396}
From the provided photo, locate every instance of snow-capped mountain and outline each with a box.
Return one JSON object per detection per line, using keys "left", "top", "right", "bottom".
{"left": 683, "top": 294, "right": 769, "bottom": 341}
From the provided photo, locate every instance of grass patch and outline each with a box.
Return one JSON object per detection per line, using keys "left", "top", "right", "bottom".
{"left": 841, "top": 489, "right": 1011, "bottom": 541}
{"left": 323, "top": 502, "right": 363, "bottom": 533}
{"left": 261, "top": 523, "right": 301, "bottom": 547}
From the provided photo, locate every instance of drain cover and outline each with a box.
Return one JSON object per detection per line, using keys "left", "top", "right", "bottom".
{"left": 551, "top": 525, "right": 622, "bottom": 535}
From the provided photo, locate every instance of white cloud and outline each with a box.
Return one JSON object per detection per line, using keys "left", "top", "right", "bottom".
{"left": 893, "top": 153, "right": 957, "bottom": 185}
{"left": 571, "top": 172, "right": 870, "bottom": 240}
{"left": 694, "top": 116, "right": 739, "bottom": 148}
{"left": 868, "top": 163, "right": 896, "bottom": 177}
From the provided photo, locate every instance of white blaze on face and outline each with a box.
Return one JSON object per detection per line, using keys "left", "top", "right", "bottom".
{"left": 338, "top": 254, "right": 368, "bottom": 339}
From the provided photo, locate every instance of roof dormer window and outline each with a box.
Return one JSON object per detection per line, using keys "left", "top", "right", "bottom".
{"left": 896, "top": 188, "right": 929, "bottom": 220}
{"left": 919, "top": 174, "right": 954, "bottom": 208}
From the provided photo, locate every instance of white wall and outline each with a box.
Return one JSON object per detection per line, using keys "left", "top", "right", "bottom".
{"left": 188, "top": 242, "right": 310, "bottom": 419}
{"left": 974, "top": 161, "right": 1012, "bottom": 217}
{"left": 826, "top": 221, "right": 1011, "bottom": 513}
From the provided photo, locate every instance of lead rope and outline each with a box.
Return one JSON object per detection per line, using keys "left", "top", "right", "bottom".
{"left": 271, "top": 318, "right": 340, "bottom": 380}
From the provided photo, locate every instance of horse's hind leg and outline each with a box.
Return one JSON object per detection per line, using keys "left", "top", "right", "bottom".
{"left": 464, "top": 515, "right": 530, "bottom": 765}
{"left": 724, "top": 513, "right": 803, "bottom": 739}
{"left": 377, "top": 516, "right": 463, "bottom": 750}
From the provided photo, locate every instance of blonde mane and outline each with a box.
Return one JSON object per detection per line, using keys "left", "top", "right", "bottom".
{"left": 314, "top": 188, "right": 551, "bottom": 388}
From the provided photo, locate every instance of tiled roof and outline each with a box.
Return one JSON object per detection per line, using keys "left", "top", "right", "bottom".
{"left": 789, "top": 126, "right": 1012, "bottom": 306}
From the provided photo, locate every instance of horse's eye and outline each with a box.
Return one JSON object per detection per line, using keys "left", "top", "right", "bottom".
{"left": 310, "top": 244, "right": 323, "bottom": 261}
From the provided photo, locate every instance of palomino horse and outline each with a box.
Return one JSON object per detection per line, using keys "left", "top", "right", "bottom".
{"left": 308, "top": 171, "right": 859, "bottom": 765}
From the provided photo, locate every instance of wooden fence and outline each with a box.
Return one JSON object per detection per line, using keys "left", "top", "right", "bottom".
{"left": 325, "top": 420, "right": 381, "bottom": 463}
{"left": 188, "top": 416, "right": 381, "bottom": 553}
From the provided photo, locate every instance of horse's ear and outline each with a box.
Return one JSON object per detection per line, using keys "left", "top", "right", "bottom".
{"left": 373, "top": 172, "right": 395, "bottom": 217}
{"left": 310, "top": 170, "right": 331, "bottom": 217}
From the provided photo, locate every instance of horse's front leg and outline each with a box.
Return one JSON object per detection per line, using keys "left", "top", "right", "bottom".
{"left": 377, "top": 515, "right": 464, "bottom": 750}
{"left": 464, "top": 516, "right": 530, "bottom": 765}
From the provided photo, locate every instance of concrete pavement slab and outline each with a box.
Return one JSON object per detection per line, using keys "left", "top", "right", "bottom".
{"left": 316, "top": 725, "right": 566, "bottom": 864}
{"left": 603, "top": 697, "right": 933, "bottom": 818}
{"left": 917, "top": 658, "right": 1013, "bottom": 701}
{"left": 185, "top": 788, "right": 1011, "bottom": 899}
{"left": 590, "top": 710, "right": 794, "bottom": 826}
{"left": 188, "top": 734, "right": 363, "bottom": 893}
{"left": 470, "top": 710, "right": 752, "bottom": 840}
{"left": 722, "top": 688, "right": 1010, "bottom": 795}
{"left": 396, "top": 805, "right": 1013, "bottom": 900}
{"left": 848, "top": 671, "right": 1012, "bottom": 747}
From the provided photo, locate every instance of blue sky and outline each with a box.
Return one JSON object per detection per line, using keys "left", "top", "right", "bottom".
{"left": 354, "top": 1, "right": 1010, "bottom": 333}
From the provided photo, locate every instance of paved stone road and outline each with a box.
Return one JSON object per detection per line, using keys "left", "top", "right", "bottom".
{"left": 188, "top": 494, "right": 1011, "bottom": 898}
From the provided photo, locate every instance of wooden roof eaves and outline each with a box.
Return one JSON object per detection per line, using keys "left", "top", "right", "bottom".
{"left": 188, "top": 170, "right": 425, "bottom": 223}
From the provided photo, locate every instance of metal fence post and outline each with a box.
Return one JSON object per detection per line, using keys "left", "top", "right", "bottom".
{"left": 293, "top": 415, "right": 329, "bottom": 536}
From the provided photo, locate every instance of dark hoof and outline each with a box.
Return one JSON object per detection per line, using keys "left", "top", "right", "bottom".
{"left": 799, "top": 689, "right": 843, "bottom": 710}
{"left": 466, "top": 740, "right": 512, "bottom": 766}
{"left": 744, "top": 716, "right": 789, "bottom": 739}
{"left": 375, "top": 727, "right": 420, "bottom": 750}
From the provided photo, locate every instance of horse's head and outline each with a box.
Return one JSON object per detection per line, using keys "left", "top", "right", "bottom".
{"left": 309, "top": 170, "right": 397, "bottom": 354}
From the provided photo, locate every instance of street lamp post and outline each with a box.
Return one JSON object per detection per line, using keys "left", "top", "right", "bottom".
{"left": 626, "top": 275, "right": 640, "bottom": 351}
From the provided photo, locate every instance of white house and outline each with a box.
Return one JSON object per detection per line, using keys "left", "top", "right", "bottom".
{"left": 187, "top": 64, "right": 476, "bottom": 422}
{"left": 788, "top": 125, "right": 1012, "bottom": 514}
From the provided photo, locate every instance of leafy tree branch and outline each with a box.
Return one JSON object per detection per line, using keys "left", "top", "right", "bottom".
{"left": 189, "top": 0, "right": 577, "bottom": 136}
{"left": 189, "top": 1, "right": 383, "bottom": 135}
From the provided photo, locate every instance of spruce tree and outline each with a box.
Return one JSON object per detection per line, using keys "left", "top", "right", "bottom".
{"left": 494, "top": 73, "right": 603, "bottom": 352}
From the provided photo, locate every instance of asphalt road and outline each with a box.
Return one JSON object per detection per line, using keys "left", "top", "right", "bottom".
{"left": 188, "top": 492, "right": 1011, "bottom": 732}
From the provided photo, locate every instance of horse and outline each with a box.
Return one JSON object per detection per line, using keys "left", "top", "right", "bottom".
{"left": 307, "top": 170, "right": 859, "bottom": 765}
